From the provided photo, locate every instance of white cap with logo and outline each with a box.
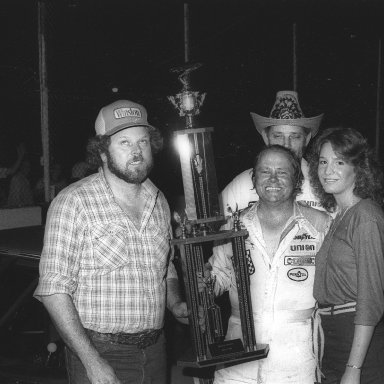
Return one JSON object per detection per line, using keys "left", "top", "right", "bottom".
{"left": 95, "top": 100, "right": 155, "bottom": 136}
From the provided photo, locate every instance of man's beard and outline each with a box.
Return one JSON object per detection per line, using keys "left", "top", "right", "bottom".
{"left": 105, "top": 150, "right": 153, "bottom": 184}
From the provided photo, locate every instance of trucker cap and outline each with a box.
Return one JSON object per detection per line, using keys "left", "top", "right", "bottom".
{"left": 95, "top": 100, "right": 155, "bottom": 136}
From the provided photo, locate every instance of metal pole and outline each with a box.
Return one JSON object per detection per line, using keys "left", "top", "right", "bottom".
{"left": 375, "top": 38, "right": 382, "bottom": 159}
{"left": 184, "top": 3, "right": 190, "bottom": 63}
{"left": 293, "top": 23, "right": 297, "bottom": 92}
{"left": 183, "top": 7, "right": 214, "bottom": 384}
{"left": 38, "top": 0, "right": 50, "bottom": 203}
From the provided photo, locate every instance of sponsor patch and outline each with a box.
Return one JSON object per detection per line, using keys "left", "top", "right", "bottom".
{"left": 290, "top": 243, "right": 316, "bottom": 252}
{"left": 232, "top": 250, "right": 255, "bottom": 275}
{"left": 246, "top": 250, "right": 255, "bottom": 275}
{"left": 114, "top": 107, "right": 142, "bottom": 119}
{"left": 284, "top": 256, "right": 315, "bottom": 266}
{"left": 287, "top": 267, "right": 308, "bottom": 282}
{"left": 294, "top": 232, "right": 315, "bottom": 241}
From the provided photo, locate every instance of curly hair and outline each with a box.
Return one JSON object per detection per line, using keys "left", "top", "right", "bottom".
{"left": 252, "top": 145, "right": 304, "bottom": 199}
{"left": 308, "top": 127, "right": 384, "bottom": 212}
{"left": 86, "top": 125, "right": 164, "bottom": 169}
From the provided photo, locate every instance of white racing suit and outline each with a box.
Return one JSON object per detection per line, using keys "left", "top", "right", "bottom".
{"left": 210, "top": 202, "right": 329, "bottom": 384}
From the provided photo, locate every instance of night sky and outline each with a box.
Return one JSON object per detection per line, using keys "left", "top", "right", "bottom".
{"left": 1, "top": 0, "right": 384, "bottom": 202}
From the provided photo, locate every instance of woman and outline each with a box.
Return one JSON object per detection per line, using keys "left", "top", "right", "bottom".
{"left": 308, "top": 127, "right": 384, "bottom": 383}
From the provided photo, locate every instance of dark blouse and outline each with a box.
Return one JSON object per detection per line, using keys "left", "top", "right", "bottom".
{"left": 314, "top": 199, "right": 384, "bottom": 326}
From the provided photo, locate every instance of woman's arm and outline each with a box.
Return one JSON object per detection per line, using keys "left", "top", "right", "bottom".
{"left": 341, "top": 324, "right": 374, "bottom": 384}
{"left": 344, "top": 214, "right": 384, "bottom": 383}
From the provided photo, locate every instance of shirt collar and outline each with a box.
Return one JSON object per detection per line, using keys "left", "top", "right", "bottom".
{"left": 243, "top": 200, "right": 308, "bottom": 229}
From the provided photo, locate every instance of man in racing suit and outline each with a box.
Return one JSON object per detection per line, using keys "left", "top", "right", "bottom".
{"left": 208, "top": 145, "right": 330, "bottom": 384}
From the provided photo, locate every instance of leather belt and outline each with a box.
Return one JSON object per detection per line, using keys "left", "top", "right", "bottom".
{"left": 86, "top": 328, "right": 163, "bottom": 349}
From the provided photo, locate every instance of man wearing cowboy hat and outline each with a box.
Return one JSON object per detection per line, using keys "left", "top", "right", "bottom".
{"left": 221, "top": 90, "right": 324, "bottom": 214}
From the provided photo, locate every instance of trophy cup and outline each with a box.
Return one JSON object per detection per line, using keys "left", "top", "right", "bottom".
{"left": 168, "top": 63, "right": 269, "bottom": 377}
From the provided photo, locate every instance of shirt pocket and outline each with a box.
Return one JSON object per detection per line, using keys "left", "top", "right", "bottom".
{"left": 145, "top": 220, "right": 170, "bottom": 270}
{"left": 91, "top": 223, "right": 128, "bottom": 270}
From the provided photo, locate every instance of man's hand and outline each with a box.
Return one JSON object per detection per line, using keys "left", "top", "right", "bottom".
{"left": 170, "top": 301, "right": 189, "bottom": 325}
{"left": 41, "top": 294, "right": 121, "bottom": 384}
{"left": 85, "top": 356, "right": 122, "bottom": 384}
{"left": 197, "top": 262, "right": 213, "bottom": 293}
{"left": 171, "top": 301, "right": 207, "bottom": 330}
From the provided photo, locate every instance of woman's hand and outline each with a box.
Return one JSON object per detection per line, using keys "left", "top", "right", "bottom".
{"left": 340, "top": 365, "right": 361, "bottom": 384}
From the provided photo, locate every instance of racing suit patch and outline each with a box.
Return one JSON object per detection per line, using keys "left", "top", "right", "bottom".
{"left": 287, "top": 267, "right": 308, "bottom": 282}
{"left": 284, "top": 256, "right": 315, "bottom": 266}
{"left": 246, "top": 249, "right": 255, "bottom": 275}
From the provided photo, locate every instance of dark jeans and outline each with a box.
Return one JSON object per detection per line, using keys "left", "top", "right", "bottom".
{"left": 321, "top": 312, "right": 384, "bottom": 384}
{"left": 64, "top": 331, "right": 167, "bottom": 384}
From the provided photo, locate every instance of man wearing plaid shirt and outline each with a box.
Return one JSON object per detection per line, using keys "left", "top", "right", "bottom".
{"left": 34, "top": 100, "right": 187, "bottom": 384}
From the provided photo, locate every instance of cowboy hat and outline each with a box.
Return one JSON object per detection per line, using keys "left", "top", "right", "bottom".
{"left": 250, "top": 91, "right": 324, "bottom": 139}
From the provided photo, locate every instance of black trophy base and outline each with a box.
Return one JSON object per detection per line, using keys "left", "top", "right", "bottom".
{"left": 177, "top": 342, "right": 269, "bottom": 368}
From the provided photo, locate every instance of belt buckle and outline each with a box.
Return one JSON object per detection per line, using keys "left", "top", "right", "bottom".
{"left": 137, "top": 332, "right": 151, "bottom": 349}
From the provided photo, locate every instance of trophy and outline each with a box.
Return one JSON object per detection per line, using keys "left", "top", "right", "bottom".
{"left": 168, "top": 63, "right": 269, "bottom": 376}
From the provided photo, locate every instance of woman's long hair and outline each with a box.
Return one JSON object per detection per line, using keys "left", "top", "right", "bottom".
{"left": 308, "top": 127, "right": 384, "bottom": 212}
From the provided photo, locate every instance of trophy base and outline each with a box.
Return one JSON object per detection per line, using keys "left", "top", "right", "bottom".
{"left": 177, "top": 343, "right": 269, "bottom": 368}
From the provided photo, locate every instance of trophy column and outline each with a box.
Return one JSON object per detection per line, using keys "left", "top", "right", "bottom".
{"left": 168, "top": 64, "right": 268, "bottom": 379}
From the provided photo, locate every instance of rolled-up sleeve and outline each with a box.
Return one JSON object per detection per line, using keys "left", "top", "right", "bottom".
{"left": 34, "top": 193, "right": 85, "bottom": 300}
{"left": 160, "top": 196, "right": 177, "bottom": 281}
{"left": 166, "top": 244, "right": 178, "bottom": 280}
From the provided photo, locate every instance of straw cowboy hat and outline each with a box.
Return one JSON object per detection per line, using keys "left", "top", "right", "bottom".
{"left": 250, "top": 91, "right": 324, "bottom": 141}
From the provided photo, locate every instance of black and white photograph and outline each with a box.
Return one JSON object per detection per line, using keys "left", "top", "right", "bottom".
{"left": 1, "top": 1, "right": 384, "bottom": 383}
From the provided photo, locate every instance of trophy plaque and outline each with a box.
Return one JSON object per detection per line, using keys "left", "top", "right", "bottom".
{"left": 169, "top": 63, "right": 269, "bottom": 374}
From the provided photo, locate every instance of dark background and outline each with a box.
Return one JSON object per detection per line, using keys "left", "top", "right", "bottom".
{"left": 1, "top": 0, "right": 384, "bottom": 203}
{"left": 0, "top": 2, "right": 383, "bottom": 380}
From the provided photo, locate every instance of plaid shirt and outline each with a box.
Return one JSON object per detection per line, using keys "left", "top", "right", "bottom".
{"left": 34, "top": 169, "right": 176, "bottom": 333}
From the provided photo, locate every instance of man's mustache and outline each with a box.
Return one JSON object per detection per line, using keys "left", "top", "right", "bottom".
{"left": 130, "top": 154, "right": 144, "bottom": 163}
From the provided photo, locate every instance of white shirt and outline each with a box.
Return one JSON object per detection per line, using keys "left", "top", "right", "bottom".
{"left": 209, "top": 202, "right": 329, "bottom": 384}
{"left": 211, "top": 201, "right": 326, "bottom": 318}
